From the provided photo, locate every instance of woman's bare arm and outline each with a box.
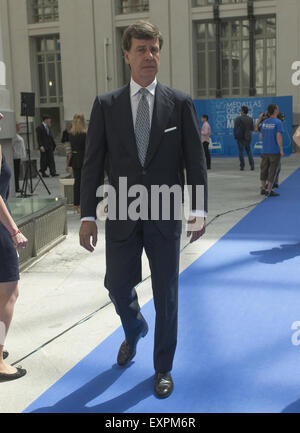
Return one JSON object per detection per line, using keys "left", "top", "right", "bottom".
{"left": 0, "top": 196, "right": 18, "bottom": 236}
{"left": 0, "top": 144, "right": 28, "bottom": 249}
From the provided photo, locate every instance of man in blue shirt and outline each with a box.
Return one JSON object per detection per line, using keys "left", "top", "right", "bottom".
{"left": 257, "top": 104, "right": 284, "bottom": 197}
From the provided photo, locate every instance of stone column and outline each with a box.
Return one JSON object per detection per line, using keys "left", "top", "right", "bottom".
{"left": 0, "top": 14, "right": 16, "bottom": 194}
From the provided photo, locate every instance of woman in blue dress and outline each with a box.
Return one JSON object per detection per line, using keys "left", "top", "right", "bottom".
{"left": 0, "top": 113, "right": 27, "bottom": 381}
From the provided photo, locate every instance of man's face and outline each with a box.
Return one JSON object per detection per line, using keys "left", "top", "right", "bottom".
{"left": 274, "top": 106, "right": 279, "bottom": 117}
{"left": 124, "top": 37, "right": 160, "bottom": 85}
{"left": 45, "top": 118, "right": 51, "bottom": 126}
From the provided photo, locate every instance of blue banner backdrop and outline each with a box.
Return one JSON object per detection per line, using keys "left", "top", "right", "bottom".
{"left": 194, "top": 96, "right": 293, "bottom": 156}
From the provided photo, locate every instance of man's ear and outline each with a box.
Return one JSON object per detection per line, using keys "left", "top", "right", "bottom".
{"left": 124, "top": 50, "right": 130, "bottom": 65}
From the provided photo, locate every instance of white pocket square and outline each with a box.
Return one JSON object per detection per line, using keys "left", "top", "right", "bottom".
{"left": 164, "top": 127, "right": 177, "bottom": 133}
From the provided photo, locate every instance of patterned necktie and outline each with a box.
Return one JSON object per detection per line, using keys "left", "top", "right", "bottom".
{"left": 135, "top": 88, "right": 150, "bottom": 166}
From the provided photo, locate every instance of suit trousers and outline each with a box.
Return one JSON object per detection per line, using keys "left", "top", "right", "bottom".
{"left": 105, "top": 219, "right": 180, "bottom": 373}
{"left": 237, "top": 139, "right": 254, "bottom": 169}
{"left": 40, "top": 149, "right": 56, "bottom": 175}
{"left": 202, "top": 141, "right": 211, "bottom": 169}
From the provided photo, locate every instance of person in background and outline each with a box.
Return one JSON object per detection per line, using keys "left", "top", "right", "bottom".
{"left": 68, "top": 114, "right": 87, "bottom": 213}
{"left": 12, "top": 123, "right": 26, "bottom": 193}
{"left": 255, "top": 110, "right": 284, "bottom": 191}
{"left": 61, "top": 121, "right": 72, "bottom": 172}
{"left": 0, "top": 113, "right": 27, "bottom": 382}
{"left": 36, "top": 115, "right": 59, "bottom": 178}
{"left": 256, "top": 104, "right": 284, "bottom": 197}
{"left": 234, "top": 106, "right": 255, "bottom": 171}
{"left": 201, "top": 114, "right": 211, "bottom": 170}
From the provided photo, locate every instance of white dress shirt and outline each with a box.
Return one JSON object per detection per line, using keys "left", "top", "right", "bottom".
{"left": 82, "top": 77, "right": 206, "bottom": 222}
{"left": 43, "top": 122, "right": 50, "bottom": 135}
{"left": 12, "top": 134, "right": 26, "bottom": 160}
{"left": 130, "top": 77, "right": 157, "bottom": 128}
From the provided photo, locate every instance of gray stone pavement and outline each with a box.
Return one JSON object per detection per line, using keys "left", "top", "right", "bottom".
{"left": 1, "top": 150, "right": 300, "bottom": 413}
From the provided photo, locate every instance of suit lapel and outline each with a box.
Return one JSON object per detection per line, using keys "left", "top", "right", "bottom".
{"left": 113, "top": 84, "right": 141, "bottom": 167}
{"left": 144, "top": 82, "right": 175, "bottom": 168}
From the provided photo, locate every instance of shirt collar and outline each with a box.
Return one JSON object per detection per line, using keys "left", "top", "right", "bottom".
{"left": 130, "top": 77, "right": 157, "bottom": 98}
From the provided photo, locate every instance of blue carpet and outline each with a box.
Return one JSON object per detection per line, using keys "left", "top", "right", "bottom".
{"left": 25, "top": 169, "right": 300, "bottom": 413}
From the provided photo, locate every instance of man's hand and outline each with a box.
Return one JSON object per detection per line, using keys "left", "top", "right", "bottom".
{"left": 79, "top": 221, "right": 98, "bottom": 252}
{"left": 280, "top": 149, "right": 284, "bottom": 157}
{"left": 186, "top": 216, "right": 206, "bottom": 244}
{"left": 40, "top": 146, "right": 46, "bottom": 153}
{"left": 12, "top": 231, "right": 28, "bottom": 250}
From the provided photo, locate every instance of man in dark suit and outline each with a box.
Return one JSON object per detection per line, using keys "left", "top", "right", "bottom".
{"left": 36, "top": 115, "right": 59, "bottom": 177}
{"left": 79, "top": 21, "right": 207, "bottom": 399}
{"left": 234, "top": 106, "right": 255, "bottom": 171}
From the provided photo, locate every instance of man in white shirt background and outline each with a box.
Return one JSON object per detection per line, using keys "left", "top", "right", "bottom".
{"left": 12, "top": 122, "right": 26, "bottom": 193}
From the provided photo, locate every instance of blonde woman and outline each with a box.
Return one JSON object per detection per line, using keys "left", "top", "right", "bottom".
{"left": 68, "top": 113, "right": 87, "bottom": 213}
{"left": 0, "top": 113, "right": 27, "bottom": 381}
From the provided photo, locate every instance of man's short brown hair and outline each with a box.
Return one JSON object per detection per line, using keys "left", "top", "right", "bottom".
{"left": 267, "top": 104, "right": 279, "bottom": 116}
{"left": 122, "top": 21, "right": 163, "bottom": 52}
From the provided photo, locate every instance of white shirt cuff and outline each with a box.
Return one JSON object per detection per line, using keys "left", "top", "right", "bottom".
{"left": 81, "top": 217, "right": 96, "bottom": 222}
{"left": 189, "top": 210, "right": 207, "bottom": 218}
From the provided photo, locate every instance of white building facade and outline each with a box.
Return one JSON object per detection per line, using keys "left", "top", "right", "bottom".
{"left": 0, "top": 13, "right": 15, "bottom": 190}
{"left": 1, "top": 0, "right": 300, "bottom": 142}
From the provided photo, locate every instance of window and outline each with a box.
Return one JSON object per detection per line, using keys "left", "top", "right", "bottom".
{"left": 30, "top": 0, "right": 59, "bottom": 23}
{"left": 116, "top": 0, "right": 149, "bottom": 14}
{"left": 36, "top": 36, "right": 63, "bottom": 105}
{"left": 220, "top": 0, "right": 247, "bottom": 3}
{"left": 192, "top": 0, "right": 215, "bottom": 6}
{"left": 192, "top": 0, "right": 246, "bottom": 6}
{"left": 194, "top": 15, "right": 276, "bottom": 98}
{"left": 116, "top": 28, "right": 131, "bottom": 86}
{"left": 220, "top": 19, "right": 250, "bottom": 97}
{"left": 254, "top": 16, "right": 276, "bottom": 95}
{"left": 195, "top": 22, "right": 217, "bottom": 97}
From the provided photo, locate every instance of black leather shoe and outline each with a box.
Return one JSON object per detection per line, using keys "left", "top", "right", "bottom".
{"left": 154, "top": 372, "right": 174, "bottom": 399}
{"left": 261, "top": 188, "right": 266, "bottom": 195}
{"left": 117, "top": 322, "right": 148, "bottom": 366}
{"left": 266, "top": 190, "right": 280, "bottom": 197}
{"left": 0, "top": 367, "right": 27, "bottom": 382}
{"left": 51, "top": 173, "right": 60, "bottom": 177}
{"left": 42, "top": 173, "right": 49, "bottom": 178}
{"left": 3, "top": 350, "right": 8, "bottom": 360}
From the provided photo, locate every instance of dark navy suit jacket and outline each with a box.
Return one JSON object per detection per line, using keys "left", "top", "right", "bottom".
{"left": 81, "top": 82, "right": 208, "bottom": 241}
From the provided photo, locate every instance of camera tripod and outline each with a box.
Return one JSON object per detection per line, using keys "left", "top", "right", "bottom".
{"left": 20, "top": 107, "right": 51, "bottom": 197}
